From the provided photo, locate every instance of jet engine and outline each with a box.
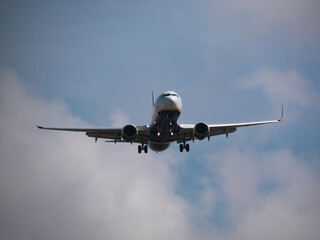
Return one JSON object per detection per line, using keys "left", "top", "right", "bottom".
{"left": 122, "top": 124, "right": 138, "bottom": 142}
{"left": 194, "top": 122, "right": 209, "bottom": 140}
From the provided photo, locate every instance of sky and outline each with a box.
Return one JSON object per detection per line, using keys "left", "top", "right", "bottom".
{"left": 1, "top": 0, "right": 320, "bottom": 239}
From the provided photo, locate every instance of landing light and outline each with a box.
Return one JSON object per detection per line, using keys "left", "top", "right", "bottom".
{"left": 157, "top": 132, "right": 161, "bottom": 136}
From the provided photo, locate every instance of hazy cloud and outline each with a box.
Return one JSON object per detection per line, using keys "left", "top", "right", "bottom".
{"left": 0, "top": 68, "right": 193, "bottom": 240}
{"left": 201, "top": 149, "right": 320, "bottom": 240}
{"left": 109, "top": 110, "right": 131, "bottom": 127}
{"left": 236, "top": 68, "right": 320, "bottom": 120}
{"left": 1, "top": 1, "right": 319, "bottom": 239}
{"left": 1, "top": 68, "right": 319, "bottom": 240}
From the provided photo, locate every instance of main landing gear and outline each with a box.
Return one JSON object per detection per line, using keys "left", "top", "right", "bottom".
{"left": 138, "top": 144, "right": 148, "bottom": 154}
{"left": 179, "top": 142, "right": 190, "bottom": 152}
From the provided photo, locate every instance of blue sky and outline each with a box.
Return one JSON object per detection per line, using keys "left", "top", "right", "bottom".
{"left": 1, "top": 1, "right": 320, "bottom": 239}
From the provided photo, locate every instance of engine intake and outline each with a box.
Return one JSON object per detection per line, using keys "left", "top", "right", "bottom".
{"left": 122, "top": 124, "right": 138, "bottom": 142}
{"left": 194, "top": 122, "right": 209, "bottom": 140}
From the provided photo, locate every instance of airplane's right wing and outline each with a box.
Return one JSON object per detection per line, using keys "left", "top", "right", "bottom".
{"left": 208, "top": 118, "right": 281, "bottom": 137}
{"left": 177, "top": 107, "right": 283, "bottom": 143}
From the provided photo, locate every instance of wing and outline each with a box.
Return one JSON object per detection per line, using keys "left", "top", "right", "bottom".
{"left": 37, "top": 125, "right": 150, "bottom": 143}
{"left": 177, "top": 107, "right": 283, "bottom": 143}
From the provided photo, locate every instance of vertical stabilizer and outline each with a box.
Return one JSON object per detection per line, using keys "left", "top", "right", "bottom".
{"left": 152, "top": 91, "right": 155, "bottom": 107}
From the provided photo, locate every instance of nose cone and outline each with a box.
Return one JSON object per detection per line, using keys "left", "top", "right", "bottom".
{"left": 157, "top": 95, "right": 182, "bottom": 112}
{"left": 166, "top": 96, "right": 181, "bottom": 109}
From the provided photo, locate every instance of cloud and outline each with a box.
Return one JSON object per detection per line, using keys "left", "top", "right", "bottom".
{"left": 109, "top": 109, "right": 131, "bottom": 127}
{"left": 201, "top": 149, "right": 320, "bottom": 240}
{"left": 236, "top": 68, "right": 320, "bottom": 121}
{"left": 1, "top": 68, "right": 320, "bottom": 240}
{"left": 0, "top": 68, "right": 193, "bottom": 240}
{"left": 242, "top": 68, "right": 318, "bottom": 106}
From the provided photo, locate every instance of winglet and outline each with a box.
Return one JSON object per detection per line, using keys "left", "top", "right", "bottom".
{"left": 278, "top": 105, "right": 284, "bottom": 121}
{"left": 37, "top": 125, "right": 43, "bottom": 129}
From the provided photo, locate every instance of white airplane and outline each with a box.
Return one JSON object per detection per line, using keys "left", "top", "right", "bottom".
{"left": 38, "top": 91, "right": 283, "bottom": 153}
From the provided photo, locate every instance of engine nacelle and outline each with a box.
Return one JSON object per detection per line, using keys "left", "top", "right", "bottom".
{"left": 194, "top": 122, "right": 209, "bottom": 140}
{"left": 122, "top": 124, "right": 138, "bottom": 142}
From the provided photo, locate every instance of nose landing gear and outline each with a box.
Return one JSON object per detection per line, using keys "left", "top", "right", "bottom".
{"left": 138, "top": 144, "right": 148, "bottom": 154}
{"left": 179, "top": 142, "right": 190, "bottom": 152}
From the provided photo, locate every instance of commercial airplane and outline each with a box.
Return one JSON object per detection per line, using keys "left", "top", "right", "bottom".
{"left": 38, "top": 91, "right": 283, "bottom": 153}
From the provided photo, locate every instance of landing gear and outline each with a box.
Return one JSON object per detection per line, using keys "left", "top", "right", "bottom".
{"left": 179, "top": 142, "right": 190, "bottom": 152}
{"left": 138, "top": 144, "right": 148, "bottom": 154}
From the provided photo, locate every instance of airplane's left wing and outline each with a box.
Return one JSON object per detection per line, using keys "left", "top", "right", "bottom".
{"left": 37, "top": 125, "right": 150, "bottom": 143}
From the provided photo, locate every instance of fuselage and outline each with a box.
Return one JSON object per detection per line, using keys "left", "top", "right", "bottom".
{"left": 148, "top": 91, "right": 182, "bottom": 152}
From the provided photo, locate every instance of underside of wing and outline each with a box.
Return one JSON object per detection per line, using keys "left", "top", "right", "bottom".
{"left": 37, "top": 125, "right": 150, "bottom": 143}
{"left": 177, "top": 117, "right": 281, "bottom": 143}
{"left": 209, "top": 119, "right": 281, "bottom": 138}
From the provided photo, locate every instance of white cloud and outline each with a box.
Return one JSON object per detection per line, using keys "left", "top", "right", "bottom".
{"left": 109, "top": 109, "right": 131, "bottom": 127}
{"left": 0, "top": 68, "right": 193, "bottom": 240}
{"left": 202, "top": 149, "right": 320, "bottom": 240}
{"left": 242, "top": 68, "right": 318, "bottom": 106}
{"left": 237, "top": 68, "right": 320, "bottom": 121}
{"left": 1, "top": 68, "right": 320, "bottom": 240}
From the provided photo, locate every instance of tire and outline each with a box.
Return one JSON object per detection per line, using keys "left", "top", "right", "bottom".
{"left": 186, "top": 144, "right": 190, "bottom": 152}
{"left": 180, "top": 144, "right": 184, "bottom": 152}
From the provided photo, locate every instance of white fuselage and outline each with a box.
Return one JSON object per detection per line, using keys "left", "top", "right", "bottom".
{"left": 148, "top": 91, "right": 182, "bottom": 152}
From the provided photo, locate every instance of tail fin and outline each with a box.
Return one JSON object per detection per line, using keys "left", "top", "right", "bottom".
{"left": 152, "top": 91, "right": 155, "bottom": 107}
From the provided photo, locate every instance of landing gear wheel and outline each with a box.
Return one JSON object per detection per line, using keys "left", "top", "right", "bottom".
{"left": 144, "top": 145, "right": 148, "bottom": 153}
{"left": 138, "top": 145, "right": 142, "bottom": 154}
{"left": 180, "top": 144, "right": 184, "bottom": 152}
{"left": 186, "top": 144, "right": 190, "bottom": 152}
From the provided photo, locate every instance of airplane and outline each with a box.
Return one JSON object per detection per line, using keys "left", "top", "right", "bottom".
{"left": 37, "top": 91, "right": 283, "bottom": 153}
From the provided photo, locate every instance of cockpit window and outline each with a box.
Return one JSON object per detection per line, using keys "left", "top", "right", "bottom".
{"left": 163, "top": 93, "right": 180, "bottom": 98}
